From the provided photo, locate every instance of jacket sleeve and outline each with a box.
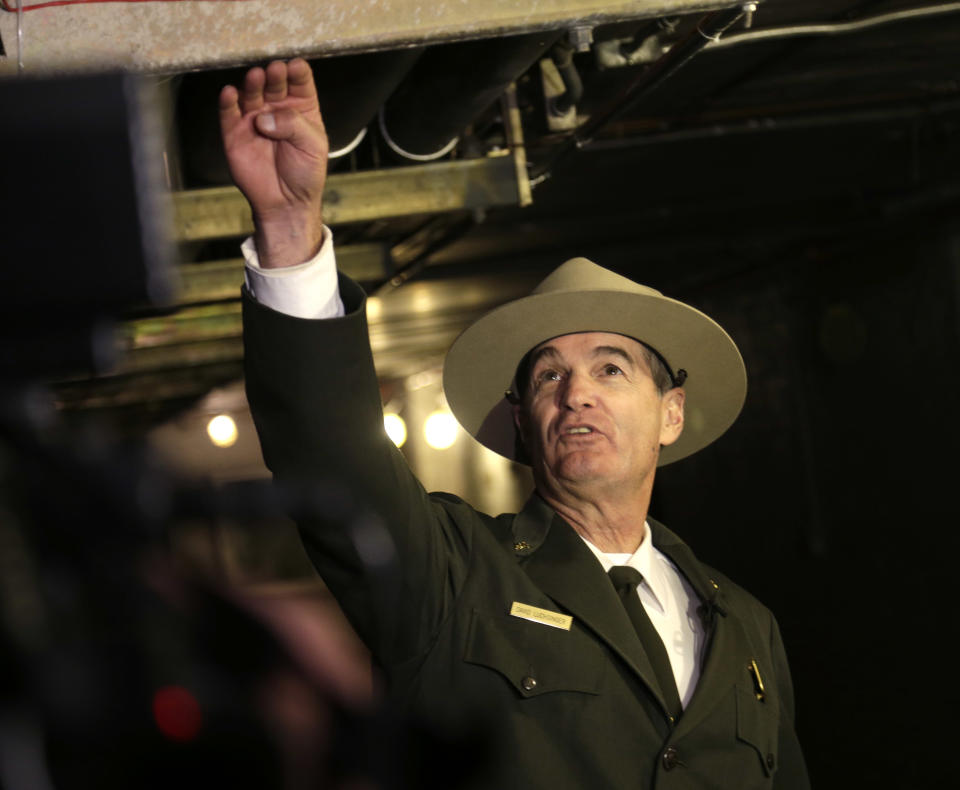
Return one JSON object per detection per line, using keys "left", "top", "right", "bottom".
{"left": 242, "top": 275, "right": 475, "bottom": 667}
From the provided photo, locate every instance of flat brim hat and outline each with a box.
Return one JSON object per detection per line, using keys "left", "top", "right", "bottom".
{"left": 442, "top": 257, "right": 747, "bottom": 467}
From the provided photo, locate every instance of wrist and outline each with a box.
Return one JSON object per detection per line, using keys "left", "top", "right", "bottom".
{"left": 253, "top": 207, "right": 325, "bottom": 269}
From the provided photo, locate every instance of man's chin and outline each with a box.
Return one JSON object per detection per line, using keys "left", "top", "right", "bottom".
{"left": 553, "top": 455, "right": 610, "bottom": 486}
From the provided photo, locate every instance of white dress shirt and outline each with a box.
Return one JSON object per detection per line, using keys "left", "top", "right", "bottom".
{"left": 582, "top": 524, "right": 705, "bottom": 708}
{"left": 242, "top": 229, "right": 343, "bottom": 319}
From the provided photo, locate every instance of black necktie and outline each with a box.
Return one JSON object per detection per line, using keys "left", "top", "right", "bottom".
{"left": 608, "top": 565, "right": 683, "bottom": 720}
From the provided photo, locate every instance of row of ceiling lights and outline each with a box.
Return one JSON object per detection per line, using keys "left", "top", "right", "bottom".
{"left": 383, "top": 410, "right": 460, "bottom": 450}
{"left": 204, "top": 411, "right": 461, "bottom": 451}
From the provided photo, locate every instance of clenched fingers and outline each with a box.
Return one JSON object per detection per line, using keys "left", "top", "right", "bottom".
{"left": 218, "top": 83, "right": 242, "bottom": 136}
{"left": 285, "top": 58, "right": 318, "bottom": 102}
{"left": 240, "top": 66, "right": 267, "bottom": 114}
{"left": 263, "top": 60, "right": 289, "bottom": 104}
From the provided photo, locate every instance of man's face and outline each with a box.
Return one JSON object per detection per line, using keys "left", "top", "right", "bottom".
{"left": 513, "top": 332, "right": 684, "bottom": 498}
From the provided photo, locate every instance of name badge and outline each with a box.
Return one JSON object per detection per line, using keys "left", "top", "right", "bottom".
{"left": 510, "top": 601, "right": 573, "bottom": 631}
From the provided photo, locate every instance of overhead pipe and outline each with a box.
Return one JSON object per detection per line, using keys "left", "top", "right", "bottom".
{"left": 594, "top": 17, "right": 682, "bottom": 70}
{"left": 379, "top": 31, "right": 563, "bottom": 161}
{"left": 548, "top": 39, "right": 583, "bottom": 117}
{"left": 308, "top": 48, "right": 424, "bottom": 160}
{"left": 709, "top": 1, "right": 960, "bottom": 50}
{"left": 530, "top": 5, "right": 750, "bottom": 182}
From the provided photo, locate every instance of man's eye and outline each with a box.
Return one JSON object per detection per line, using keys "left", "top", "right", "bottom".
{"left": 536, "top": 369, "right": 562, "bottom": 384}
{"left": 602, "top": 364, "right": 623, "bottom": 376}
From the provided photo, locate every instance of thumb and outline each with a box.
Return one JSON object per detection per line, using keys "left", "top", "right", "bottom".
{"left": 255, "top": 108, "right": 324, "bottom": 150}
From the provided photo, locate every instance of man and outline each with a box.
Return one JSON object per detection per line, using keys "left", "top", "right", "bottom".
{"left": 222, "top": 58, "right": 810, "bottom": 789}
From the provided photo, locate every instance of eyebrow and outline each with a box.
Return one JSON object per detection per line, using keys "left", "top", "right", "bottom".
{"left": 591, "top": 345, "right": 637, "bottom": 366}
{"left": 527, "top": 345, "right": 562, "bottom": 370}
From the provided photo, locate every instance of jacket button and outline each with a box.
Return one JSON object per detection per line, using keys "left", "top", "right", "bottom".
{"left": 766, "top": 753, "right": 776, "bottom": 770}
{"left": 662, "top": 746, "right": 680, "bottom": 770}
{"left": 521, "top": 676, "right": 537, "bottom": 691}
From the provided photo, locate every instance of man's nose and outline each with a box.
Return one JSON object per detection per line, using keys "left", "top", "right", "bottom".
{"left": 561, "top": 371, "right": 595, "bottom": 410}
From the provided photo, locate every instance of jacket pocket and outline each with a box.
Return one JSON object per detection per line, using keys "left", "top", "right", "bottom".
{"left": 736, "top": 682, "right": 780, "bottom": 778}
{"left": 464, "top": 608, "right": 604, "bottom": 697}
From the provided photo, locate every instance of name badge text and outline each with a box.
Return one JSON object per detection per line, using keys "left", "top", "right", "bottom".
{"left": 510, "top": 601, "right": 573, "bottom": 630}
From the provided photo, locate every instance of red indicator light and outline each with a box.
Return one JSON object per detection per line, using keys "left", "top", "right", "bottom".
{"left": 152, "top": 685, "right": 202, "bottom": 741}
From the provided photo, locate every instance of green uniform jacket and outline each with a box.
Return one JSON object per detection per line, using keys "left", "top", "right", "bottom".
{"left": 242, "top": 276, "right": 810, "bottom": 790}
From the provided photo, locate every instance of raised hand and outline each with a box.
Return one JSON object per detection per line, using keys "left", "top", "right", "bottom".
{"left": 219, "top": 58, "right": 328, "bottom": 268}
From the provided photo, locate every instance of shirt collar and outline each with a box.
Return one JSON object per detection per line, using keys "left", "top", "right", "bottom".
{"left": 581, "top": 522, "right": 667, "bottom": 612}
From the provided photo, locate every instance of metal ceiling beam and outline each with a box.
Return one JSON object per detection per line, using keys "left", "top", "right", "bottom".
{"left": 175, "top": 243, "right": 391, "bottom": 304}
{"left": 53, "top": 266, "right": 536, "bottom": 413}
{"left": 172, "top": 153, "right": 525, "bottom": 242}
{"left": 53, "top": 362, "right": 245, "bottom": 413}
{"left": 0, "top": 1, "right": 740, "bottom": 75}
{"left": 89, "top": 262, "right": 535, "bottom": 374}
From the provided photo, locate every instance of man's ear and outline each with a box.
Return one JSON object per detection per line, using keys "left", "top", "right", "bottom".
{"left": 512, "top": 403, "right": 531, "bottom": 465}
{"left": 512, "top": 403, "right": 530, "bottom": 445}
{"left": 659, "top": 387, "right": 685, "bottom": 447}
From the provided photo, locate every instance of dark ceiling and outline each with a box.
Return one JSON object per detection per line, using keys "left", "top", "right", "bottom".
{"left": 48, "top": 0, "right": 960, "bottom": 431}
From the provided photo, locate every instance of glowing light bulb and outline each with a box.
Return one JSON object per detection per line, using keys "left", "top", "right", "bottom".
{"left": 366, "top": 296, "right": 383, "bottom": 321}
{"left": 206, "top": 414, "right": 238, "bottom": 448}
{"left": 424, "top": 410, "right": 458, "bottom": 450}
{"left": 383, "top": 413, "right": 407, "bottom": 447}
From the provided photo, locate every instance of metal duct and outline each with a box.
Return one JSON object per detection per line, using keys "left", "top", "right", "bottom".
{"left": 549, "top": 39, "right": 583, "bottom": 116}
{"left": 379, "top": 31, "right": 563, "bottom": 161}
{"left": 309, "top": 48, "right": 424, "bottom": 160}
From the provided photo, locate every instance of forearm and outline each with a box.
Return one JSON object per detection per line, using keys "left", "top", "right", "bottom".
{"left": 242, "top": 281, "right": 471, "bottom": 662}
{"left": 242, "top": 225, "right": 344, "bottom": 319}
{"left": 252, "top": 206, "right": 325, "bottom": 270}
{"left": 242, "top": 273, "right": 377, "bottom": 480}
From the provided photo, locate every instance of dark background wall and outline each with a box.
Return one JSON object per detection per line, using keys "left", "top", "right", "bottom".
{"left": 649, "top": 215, "right": 960, "bottom": 788}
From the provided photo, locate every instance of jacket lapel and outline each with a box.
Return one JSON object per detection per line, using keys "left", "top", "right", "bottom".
{"left": 511, "top": 496, "right": 672, "bottom": 712}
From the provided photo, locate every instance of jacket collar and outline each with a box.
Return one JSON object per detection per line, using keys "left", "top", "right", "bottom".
{"left": 644, "top": 518, "right": 754, "bottom": 732}
{"left": 509, "top": 494, "right": 726, "bottom": 613}
{"left": 510, "top": 495, "right": 754, "bottom": 729}
{"left": 647, "top": 518, "right": 727, "bottom": 619}
{"left": 510, "top": 494, "right": 676, "bottom": 716}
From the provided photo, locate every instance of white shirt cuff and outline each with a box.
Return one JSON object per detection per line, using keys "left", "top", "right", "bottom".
{"left": 241, "top": 226, "right": 346, "bottom": 319}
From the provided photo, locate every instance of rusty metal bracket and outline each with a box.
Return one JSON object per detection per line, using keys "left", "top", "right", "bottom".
{"left": 173, "top": 155, "right": 526, "bottom": 242}
{"left": 500, "top": 82, "right": 533, "bottom": 208}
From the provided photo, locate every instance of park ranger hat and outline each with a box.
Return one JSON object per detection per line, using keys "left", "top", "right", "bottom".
{"left": 442, "top": 257, "right": 747, "bottom": 467}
